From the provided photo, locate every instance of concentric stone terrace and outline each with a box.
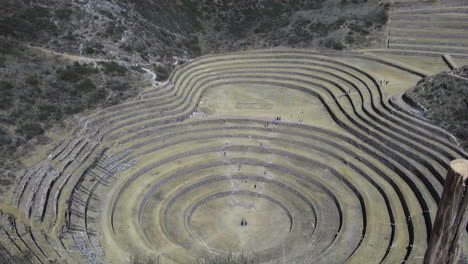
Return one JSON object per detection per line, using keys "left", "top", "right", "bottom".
{"left": 1, "top": 48, "right": 467, "bottom": 264}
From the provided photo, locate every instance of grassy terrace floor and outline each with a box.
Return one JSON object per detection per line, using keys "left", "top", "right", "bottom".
{"left": 0, "top": 43, "right": 467, "bottom": 264}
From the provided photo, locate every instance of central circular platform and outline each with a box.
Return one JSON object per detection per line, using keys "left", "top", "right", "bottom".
{"left": 189, "top": 192, "right": 292, "bottom": 252}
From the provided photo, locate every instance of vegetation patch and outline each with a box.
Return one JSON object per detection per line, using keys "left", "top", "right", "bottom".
{"left": 100, "top": 61, "right": 128, "bottom": 75}
{"left": 55, "top": 8, "right": 73, "bottom": 20}
{"left": 405, "top": 66, "right": 468, "bottom": 150}
{"left": 57, "top": 62, "right": 99, "bottom": 82}
{"left": 152, "top": 63, "right": 174, "bottom": 82}
{"left": 0, "top": 39, "right": 147, "bottom": 187}
{"left": 0, "top": 0, "right": 389, "bottom": 64}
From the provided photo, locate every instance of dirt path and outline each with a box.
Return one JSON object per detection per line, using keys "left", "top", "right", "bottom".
{"left": 27, "top": 45, "right": 100, "bottom": 63}
{"left": 28, "top": 44, "right": 159, "bottom": 90}
{"left": 26, "top": 45, "right": 151, "bottom": 68}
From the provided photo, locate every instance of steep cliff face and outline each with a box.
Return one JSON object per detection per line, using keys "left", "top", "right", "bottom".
{"left": 405, "top": 66, "right": 468, "bottom": 151}
{"left": 0, "top": 0, "right": 389, "bottom": 65}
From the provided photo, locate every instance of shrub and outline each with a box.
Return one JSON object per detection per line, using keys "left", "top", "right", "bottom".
{"left": 84, "top": 47, "right": 95, "bottom": 54}
{"left": 15, "top": 122, "right": 44, "bottom": 139}
{"left": 345, "top": 35, "right": 355, "bottom": 44}
{"left": 63, "top": 32, "right": 76, "bottom": 41}
{"left": 38, "top": 104, "right": 62, "bottom": 121}
{"left": 0, "top": 40, "right": 16, "bottom": 54}
{"left": 88, "top": 89, "right": 107, "bottom": 106}
{"left": 20, "top": 6, "right": 50, "bottom": 20}
{"left": 0, "top": 135, "right": 11, "bottom": 146}
{"left": 153, "top": 64, "right": 172, "bottom": 81}
{"left": 0, "top": 128, "right": 11, "bottom": 145}
{"left": 107, "top": 80, "right": 129, "bottom": 91}
{"left": 323, "top": 38, "right": 345, "bottom": 50}
{"left": 58, "top": 69, "right": 80, "bottom": 82}
{"left": 25, "top": 75, "right": 39, "bottom": 86}
{"left": 99, "top": 10, "right": 115, "bottom": 20}
{"left": 0, "top": 81, "right": 14, "bottom": 93}
{"left": 76, "top": 78, "right": 97, "bottom": 92}
{"left": 0, "top": 96, "right": 13, "bottom": 110}
{"left": 17, "top": 6, "right": 58, "bottom": 37}
{"left": 184, "top": 34, "right": 201, "bottom": 56}
{"left": 0, "top": 81, "right": 14, "bottom": 110}
{"left": 348, "top": 22, "right": 370, "bottom": 35}
{"left": 55, "top": 8, "right": 73, "bottom": 19}
{"left": 57, "top": 62, "right": 98, "bottom": 82}
{"left": 105, "top": 24, "right": 124, "bottom": 40}
{"left": 313, "top": 22, "right": 329, "bottom": 36}
{"left": 63, "top": 103, "right": 85, "bottom": 115}
{"left": 0, "top": 17, "right": 28, "bottom": 37}
{"left": 371, "top": 8, "right": 389, "bottom": 25}
{"left": 100, "top": 61, "right": 127, "bottom": 75}
{"left": 122, "top": 45, "right": 133, "bottom": 53}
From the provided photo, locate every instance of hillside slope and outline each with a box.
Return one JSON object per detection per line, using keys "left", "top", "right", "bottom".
{"left": 0, "top": 0, "right": 390, "bottom": 188}
{"left": 0, "top": 39, "right": 150, "bottom": 193}
{"left": 0, "top": 0, "right": 389, "bottom": 66}
{"left": 405, "top": 66, "right": 468, "bottom": 150}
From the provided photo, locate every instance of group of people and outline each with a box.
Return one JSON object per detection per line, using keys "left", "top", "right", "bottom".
{"left": 379, "top": 80, "right": 390, "bottom": 86}
{"left": 240, "top": 218, "right": 248, "bottom": 227}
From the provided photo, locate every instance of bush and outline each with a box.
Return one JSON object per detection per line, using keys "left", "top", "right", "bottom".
{"left": 184, "top": 34, "right": 201, "bottom": 55}
{"left": 58, "top": 69, "right": 80, "bottom": 82}
{"left": 99, "top": 10, "right": 115, "bottom": 20}
{"left": 20, "top": 6, "right": 50, "bottom": 20}
{"left": 0, "top": 40, "right": 16, "bottom": 54}
{"left": 0, "top": 81, "right": 14, "bottom": 93}
{"left": 88, "top": 89, "right": 107, "bottom": 106}
{"left": 323, "top": 38, "right": 345, "bottom": 50}
{"left": 107, "top": 80, "right": 129, "bottom": 91}
{"left": 100, "top": 61, "right": 128, "bottom": 75}
{"left": 0, "top": 81, "right": 14, "bottom": 110}
{"left": 0, "top": 17, "right": 29, "bottom": 37}
{"left": 348, "top": 22, "right": 370, "bottom": 35}
{"left": 55, "top": 8, "right": 73, "bottom": 20}
{"left": 14, "top": 6, "right": 59, "bottom": 37}
{"left": 0, "top": 96, "right": 13, "bottom": 110}
{"left": 38, "top": 104, "right": 61, "bottom": 121}
{"left": 76, "top": 79, "right": 97, "bottom": 92}
{"left": 345, "top": 35, "right": 355, "bottom": 44}
{"left": 63, "top": 32, "right": 76, "bottom": 41}
{"left": 84, "top": 47, "right": 95, "bottom": 54}
{"left": 25, "top": 75, "right": 39, "bottom": 86}
{"left": 57, "top": 62, "right": 98, "bottom": 82}
{"left": 15, "top": 122, "right": 44, "bottom": 139}
{"left": 153, "top": 64, "right": 172, "bottom": 81}
{"left": 0, "top": 128, "right": 11, "bottom": 145}
{"left": 105, "top": 24, "right": 125, "bottom": 40}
